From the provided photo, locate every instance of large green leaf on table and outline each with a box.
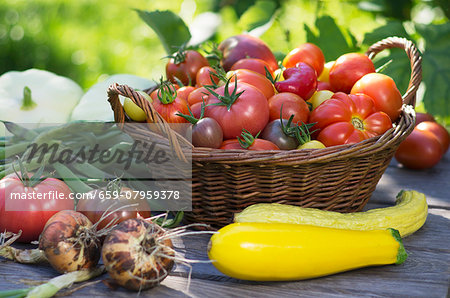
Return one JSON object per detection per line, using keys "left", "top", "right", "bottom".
{"left": 238, "top": 0, "right": 278, "bottom": 33}
{"left": 305, "top": 15, "right": 359, "bottom": 61}
{"left": 362, "top": 21, "right": 413, "bottom": 96}
{"left": 136, "top": 9, "right": 191, "bottom": 55}
{"left": 416, "top": 22, "right": 450, "bottom": 125}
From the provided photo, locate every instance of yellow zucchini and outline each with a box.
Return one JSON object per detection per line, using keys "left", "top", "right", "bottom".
{"left": 234, "top": 190, "right": 427, "bottom": 237}
{"left": 208, "top": 223, "right": 407, "bottom": 281}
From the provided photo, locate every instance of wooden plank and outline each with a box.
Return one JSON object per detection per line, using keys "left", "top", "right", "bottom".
{"left": 0, "top": 145, "right": 448, "bottom": 297}
{"left": 371, "top": 150, "right": 450, "bottom": 208}
{"left": 1, "top": 205, "right": 448, "bottom": 297}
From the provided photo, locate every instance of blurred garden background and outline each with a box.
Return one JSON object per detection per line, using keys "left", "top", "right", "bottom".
{"left": 1, "top": 0, "right": 448, "bottom": 125}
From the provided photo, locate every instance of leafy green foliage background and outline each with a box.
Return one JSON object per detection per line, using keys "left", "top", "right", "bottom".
{"left": 0, "top": 0, "right": 448, "bottom": 125}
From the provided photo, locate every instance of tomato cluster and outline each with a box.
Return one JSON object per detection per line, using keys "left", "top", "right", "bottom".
{"left": 123, "top": 34, "right": 415, "bottom": 151}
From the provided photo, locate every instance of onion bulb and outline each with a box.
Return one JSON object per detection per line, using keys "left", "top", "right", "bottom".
{"left": 102, "top": 218, "right": 175, "bottom": 291}
{"left": 39, "top": 210, "right": 101, "bottom": 273}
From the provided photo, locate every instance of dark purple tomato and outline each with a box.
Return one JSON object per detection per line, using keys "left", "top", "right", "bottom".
{"left": 192, "top": 117, "right": 224, "bottom": 149}
{"left": 260, "top": 119, "right": 299, "bottom": 150}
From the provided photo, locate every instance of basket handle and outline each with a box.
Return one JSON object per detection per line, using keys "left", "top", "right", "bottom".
{"left": 365, "top": 36, "right": 422, "bottom": 107}
{"left": 107, "top": 83, "right": 192, "bottom": 162}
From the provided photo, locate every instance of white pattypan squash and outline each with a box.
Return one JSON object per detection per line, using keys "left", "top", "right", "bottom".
{"left": 70, "top": 74, "right": 155, "bottom": 122}
{"left": 0, "top": 69, "right": 83, "bottom": 136}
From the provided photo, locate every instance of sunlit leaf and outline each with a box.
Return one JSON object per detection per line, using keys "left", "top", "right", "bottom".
{"left": 362, "top": 20, "right": 410, "bottom": 46}
{"left": 238, "top": 0, "right": 277, "bottom": 32}
{"left": 305, "top": 15, "right": 359, "bottom": 61}
{"left": 416, "top": 22, "right": 450, "bottom": 125}
{"left": 136, "top": 9, "right": 191, "bottom": 55}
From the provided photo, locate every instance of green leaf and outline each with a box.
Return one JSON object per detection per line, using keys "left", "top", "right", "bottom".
{"left": 362, "top": 20, "right": 410, "bottom": 46}
{"left": 136, "top": 9, "right": 191, "bottom": 55}
{"left": 416, "top": 22, "right": 450, "bottom": 126}
{"left": 238, "top": 0, "right": 277, "bottom": 32}
{"left": 305, "top": 15, "right": 359, "bottom": 61}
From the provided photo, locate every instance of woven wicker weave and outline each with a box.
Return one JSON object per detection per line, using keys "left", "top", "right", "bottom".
{"left": 108, "top": 37, "right": 422, "bottom": 229}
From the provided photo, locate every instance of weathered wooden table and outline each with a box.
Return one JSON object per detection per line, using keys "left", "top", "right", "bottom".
{"left": 1, "top": 151, "right": 449, "bottom": 297}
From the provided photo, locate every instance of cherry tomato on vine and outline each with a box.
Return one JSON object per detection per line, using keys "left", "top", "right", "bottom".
{"left": 283, "top": 43, "right": 325, "bottom": 76}
{"left": 309, "top": 92, "right": 392, "bottom": 147}
{"left": 152, "top": 82, "right": 190, "bottom": 123}
{"left": 351, "top": 72, "right": 403, "bottom": 122}
{"left": 329, "top": 53, "right": 375, "bottom": 93}
{"left": 166, "top": 49, "right": 209, "bottom": 86}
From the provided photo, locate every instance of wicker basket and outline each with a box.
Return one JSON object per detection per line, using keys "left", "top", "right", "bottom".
{"left": 107, "top": 37, "right": 422, "bottom": 229}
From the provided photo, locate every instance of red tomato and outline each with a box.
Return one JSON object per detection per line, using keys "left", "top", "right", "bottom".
{"left": 150, "top": 84, "right": 180, "bottom": 101}
{"left": 219, "top": 34, "right": 278, "bottom": 72}
{"left": 309, "top": 92, "right": 392, "bottom": 147}
{"left": 274, "top": 63, "right": 317, "bottom": 100}
{"left": 0, "top": 174, "right": 73, "bottom": 242}
{"left": 76, "top": 187, "right": 151, "bottom": 231}
{"left": 204, "top": 82, "right": 269, "bottom": 139}
{"left": 230, "top": 58, "right": 274, "bottom": 77}
{"left": 190, "top": 102, "right": 203, "bottom": 119}
{"left": 229, "top": 69, "right": 275, "bottom": 100}
{"left": 220, "top": 139, "right": 279, "bottom": 150}
{"left": 282, "top": 43, "right": 325, "bottom": 76}
{"left": 329, "top": 53, "right": 375, "bottom": 93}
{"left": 317, "top": 81, "right": 334, "bottom": 92}
{"left": 415, "top": 112, "right": 435, "bottom": 126}
{"left": 268, "top": 92, "right": 309, "bottom": 124}
{"left": 153, "top": 85, "right": 190, "bottom": 123}
{"left": 187, "top": 87, "right": 210, "bottom": 106}
{"left": 416, "top": 121, "right": 450, "bottom": 153}
{"left": 351, "top": 73, "right": 403, "bottom": 122}
{"left": 176, "top": 86, "right": 196, "bottom": 101}
{"left": 395, "top": 129, "right": 444, "bottom": 170}
{"left": 166, "top": 50, "right": 209, "bottom": 86}
{"left": 196, "top": 66, "right": 220, "bottom": 87}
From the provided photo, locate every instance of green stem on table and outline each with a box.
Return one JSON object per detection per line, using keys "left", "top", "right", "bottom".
{"left": 0, "top": 288, "right": 32, "bottom": 298}
{"left": 52, "top": 162, "right": 94, "bottom": 194}
{"left": 0, "top": 266, "right": 106, "bottom": 298}
{"left": 70, "top": 162, "right": 111, "bottom": 181}
{"left": 2, "top": 142, "right": 32, "bottom": 160}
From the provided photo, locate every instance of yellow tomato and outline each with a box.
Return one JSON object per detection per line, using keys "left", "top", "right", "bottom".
{"left": 297, "top": 140, "right": 326, "bottom": 149}
{"left": 318, "top": 60, "right": 335, "bottom": 82}
{"left": 307, "top": 90, "right": 334, "bottom": 110}
{"left": 122, "top": 91, "right": 152, "bottom": 122}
